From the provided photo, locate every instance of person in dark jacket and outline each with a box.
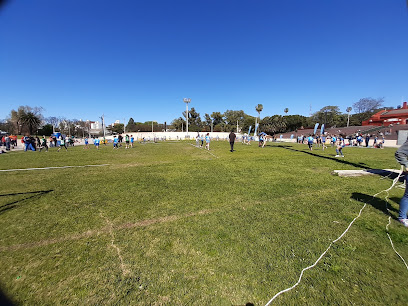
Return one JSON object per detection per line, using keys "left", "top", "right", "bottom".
{"left": 395, "top": 139, "right": 408, "bottom": 227}
{"left": 229, "top": 130, "right": 236, "bottom": 152}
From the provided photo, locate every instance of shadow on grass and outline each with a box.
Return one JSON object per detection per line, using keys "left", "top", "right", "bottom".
{"left": 351, "top": 192, "right": 398, "bottom": 220}
{"left": 0, "top": 190, "right": 53, "bottom": 214}
{"left": 276, "top": 144, "right": 371, "bottom": 169}
{"left": 0, "top": 284, "right": 15, "bottom": 306}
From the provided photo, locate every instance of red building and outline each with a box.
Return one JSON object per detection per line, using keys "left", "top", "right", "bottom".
{"left": 362, "top": 102, "right": 408, "bottom": 126}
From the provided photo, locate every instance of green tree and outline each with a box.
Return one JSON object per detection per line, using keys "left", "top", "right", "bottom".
{"left": 224, "top": 110, "right": 245, "bottom": 131}
{"left": 10, "top": 106, "right": 43, "bottom": 134}
{"left": 261, "top": 115, "right": 286, "bottom": 135}
{"left": 126, "top": 118, "right": 137, "bottom": 132}
{"left": 284, "top": 115, "right": 309, "bottom": 132}
{"left": 10, "top": 106, "right": 44, "bottom": 135}
{"left": 171, "top": 117, "right": 185, "bottom": 131}
{"left": 187, "top": 107, "right": 202, "bottom": 132}
{"left": 37, "top": 124, "right": 54, "bottom": 136}
{"left": 108, "top": 123, "right": 124, "bottom": 134}
{"left": 255, "top": 104, "right": 263, "bottom": 128}
{"left": 311, "top": 106, "right": 342, "bottom": 128}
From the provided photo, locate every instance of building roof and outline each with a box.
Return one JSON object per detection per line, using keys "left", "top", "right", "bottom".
{"left": 379, "top": 108, "right": 408, "bottom": 116}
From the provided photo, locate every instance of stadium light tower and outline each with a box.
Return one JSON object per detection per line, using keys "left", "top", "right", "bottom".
{"left": 183, "top": 98, "right": 191, "bottom": 135}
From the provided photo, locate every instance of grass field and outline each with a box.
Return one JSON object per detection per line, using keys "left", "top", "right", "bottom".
{"left": 0, "top": 140, "right": 407, "bottom": 305}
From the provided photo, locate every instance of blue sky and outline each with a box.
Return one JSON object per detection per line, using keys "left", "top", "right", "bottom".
{"left": 1, "top": 0, "right": 407, "bottom": 125}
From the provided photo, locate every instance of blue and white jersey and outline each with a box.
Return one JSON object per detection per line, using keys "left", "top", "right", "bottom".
{"left": 307, "top": 136, "right": 314, "bottom": 143}
{"left": 205, "top": 135, "right": 210, "bottom": 143}
{"left": 113, "top": 137, "right": 119, "bottom": 144}
{"left": 332, "top": 136, "right": 337, "bottom": 142}
{"left": 94, "top": 138, "right": 100, "bottom": 145}
{"left": 130, "top": 137, "right": 134, "bottom": 143}
{"left": 84, "top": 138, "right": 88, "bottom": 144}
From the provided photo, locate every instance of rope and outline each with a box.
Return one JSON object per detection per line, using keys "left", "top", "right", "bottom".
{"left": 0, "top": 164, "right": 110, "bottom": 172}
{"left": 265, "top": 167, "right": 408, "bottom": 305}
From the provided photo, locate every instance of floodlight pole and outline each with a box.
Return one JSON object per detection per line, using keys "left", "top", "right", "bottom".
{"left": 183, "top": 98, "right": 191, "bottom": 137}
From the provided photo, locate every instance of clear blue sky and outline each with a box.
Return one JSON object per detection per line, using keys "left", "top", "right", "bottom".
{"left": 1, "top": 0, "right": 407, "bottom": 125}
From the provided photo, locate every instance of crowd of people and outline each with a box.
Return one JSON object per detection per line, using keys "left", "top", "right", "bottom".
{"left": 297, "top": 132, "right": 386, "bottom": 151}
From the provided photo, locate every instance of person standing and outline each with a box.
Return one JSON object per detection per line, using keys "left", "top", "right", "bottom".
{"left": 84, "top": 137, "right": 89, "bottom": 149}
{"left": 130, "top": 135, "right": 134, "bottom": 148}
{"left": 394, "top": 140, "right": 408, "bottom": 227}
{"left": 125, "top": 134, "right": 130, "bottom": 149}
{"left": 229, "top": 130, "right": 236, "bottom": 152}
{"left": 113, "top": 136, "right": 119, "bottom": 149}
{"left": 5, "top": 134, "right": 11, "bottom": 151}
{"left": 94, "top": 137, "right": 100, "bottom": 150}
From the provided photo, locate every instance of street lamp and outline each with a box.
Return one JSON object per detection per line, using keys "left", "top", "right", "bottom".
{"left": 183, "top": 98, "right": 191, "bottom": 135}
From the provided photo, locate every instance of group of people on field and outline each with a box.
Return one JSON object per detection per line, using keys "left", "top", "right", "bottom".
{"left": 298, "top": 132, "right": 385, "bottom": 149}
{"left": 195, "top": 133, "right": 212, "bottom": 150}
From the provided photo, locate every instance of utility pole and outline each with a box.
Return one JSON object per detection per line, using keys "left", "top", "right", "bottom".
{"left": 100, "top": 115, "right": 106, "bottom": 138}
{"left": 183, "top": 98, "right": 191, "bottom": 136}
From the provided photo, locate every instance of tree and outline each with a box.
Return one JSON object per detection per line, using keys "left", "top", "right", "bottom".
{"left": 171, "top": 117, "right": 185, "bottom": 132}
{"left": 9, "top": 106, "right": 43, "bottom": 135}
{"left": 353, "top": 97, "right": 384, "bottom": 114}
{"left": 346, "top": 107, "right": 352, "bottom": 127}
{"left": 311, "top": 106, "right": 342, "bottom": 128}
{"left": 108, "top": 123, "right": 124, "bottom": 134}
{"left": 45, "top": 116, "right": 59, "bottom": 132}
{"left": 284, "top": 115, "right": 309, "bottom": 132}
{"left": 37, "top": 124, "right": 53, "bottom": 136}
{"left": 255, "top": 104, "right": 263, "bottom": 128}
{"left": 224, "top": 110, "right": 245, "bottom": 131}
{"left": 126, "top": 118, "right": 137, "bottom": 132}
{"left": 261, "top": 115, "right": 286, "bottom": 135}
{"left": 352, "top": 97, "right": 384, "bottom": 125}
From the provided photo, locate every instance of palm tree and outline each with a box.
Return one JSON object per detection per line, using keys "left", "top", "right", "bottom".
{"left": 284, "top": 108, "right": 289, "bottom": 114}
{"left": 22, "top": 111, "right": 42, "bottom": 135}
{"left": 255, "top": 104, "right": 263, "bottom": 128}
{"left": 346, "top": 107, "right": 352, "bottom": 127}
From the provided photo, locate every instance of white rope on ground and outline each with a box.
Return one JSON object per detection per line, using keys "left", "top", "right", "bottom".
{"left": 0, "top": 164, "right": 110, "bottom": 172}
{"left": 265, "top": 202, "right": 368, "bottom": 306}
{"left": 188, "top": 143, "right": 219, "bottom": 159}
{"left": 265, "top": 167, "right": 408, "bottom": 305}
{"left": 380, "top": 167, "right": 408, "bottom": 270}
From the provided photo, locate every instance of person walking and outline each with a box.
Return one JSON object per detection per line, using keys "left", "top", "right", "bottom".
{"left": 229, "top": 130, "right": 236, "bottom": 152}
{"left": 205, "top": 133, "right": 210, "bottom": 150}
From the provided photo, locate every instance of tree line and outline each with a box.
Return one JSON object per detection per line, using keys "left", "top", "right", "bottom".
{"left": 0, "top": 97, "right": 389, "bottom": 136}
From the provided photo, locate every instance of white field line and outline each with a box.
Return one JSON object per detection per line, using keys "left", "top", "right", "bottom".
{"left": 189, "top": 143, "right": 219, "bottom": 158}
{"left": 265, "top": 168, "right": 407, "bottom": 305}
{"left": 0, "top": 164, "right": 110, "bottom": 172}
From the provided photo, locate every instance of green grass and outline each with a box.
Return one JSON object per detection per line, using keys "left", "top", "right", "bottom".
{"left": 0, "top": 141, "right": 407, "bottom": 305}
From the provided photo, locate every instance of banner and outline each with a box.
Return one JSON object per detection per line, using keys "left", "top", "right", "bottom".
{"left": 313, "top": 123, "right": 319, "bottom": 135}
{"left": 254, "top": 124, "right": 259, "bottom": 136}
{"left": 320, "top": 124, "right": 325, "bottom": 135}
